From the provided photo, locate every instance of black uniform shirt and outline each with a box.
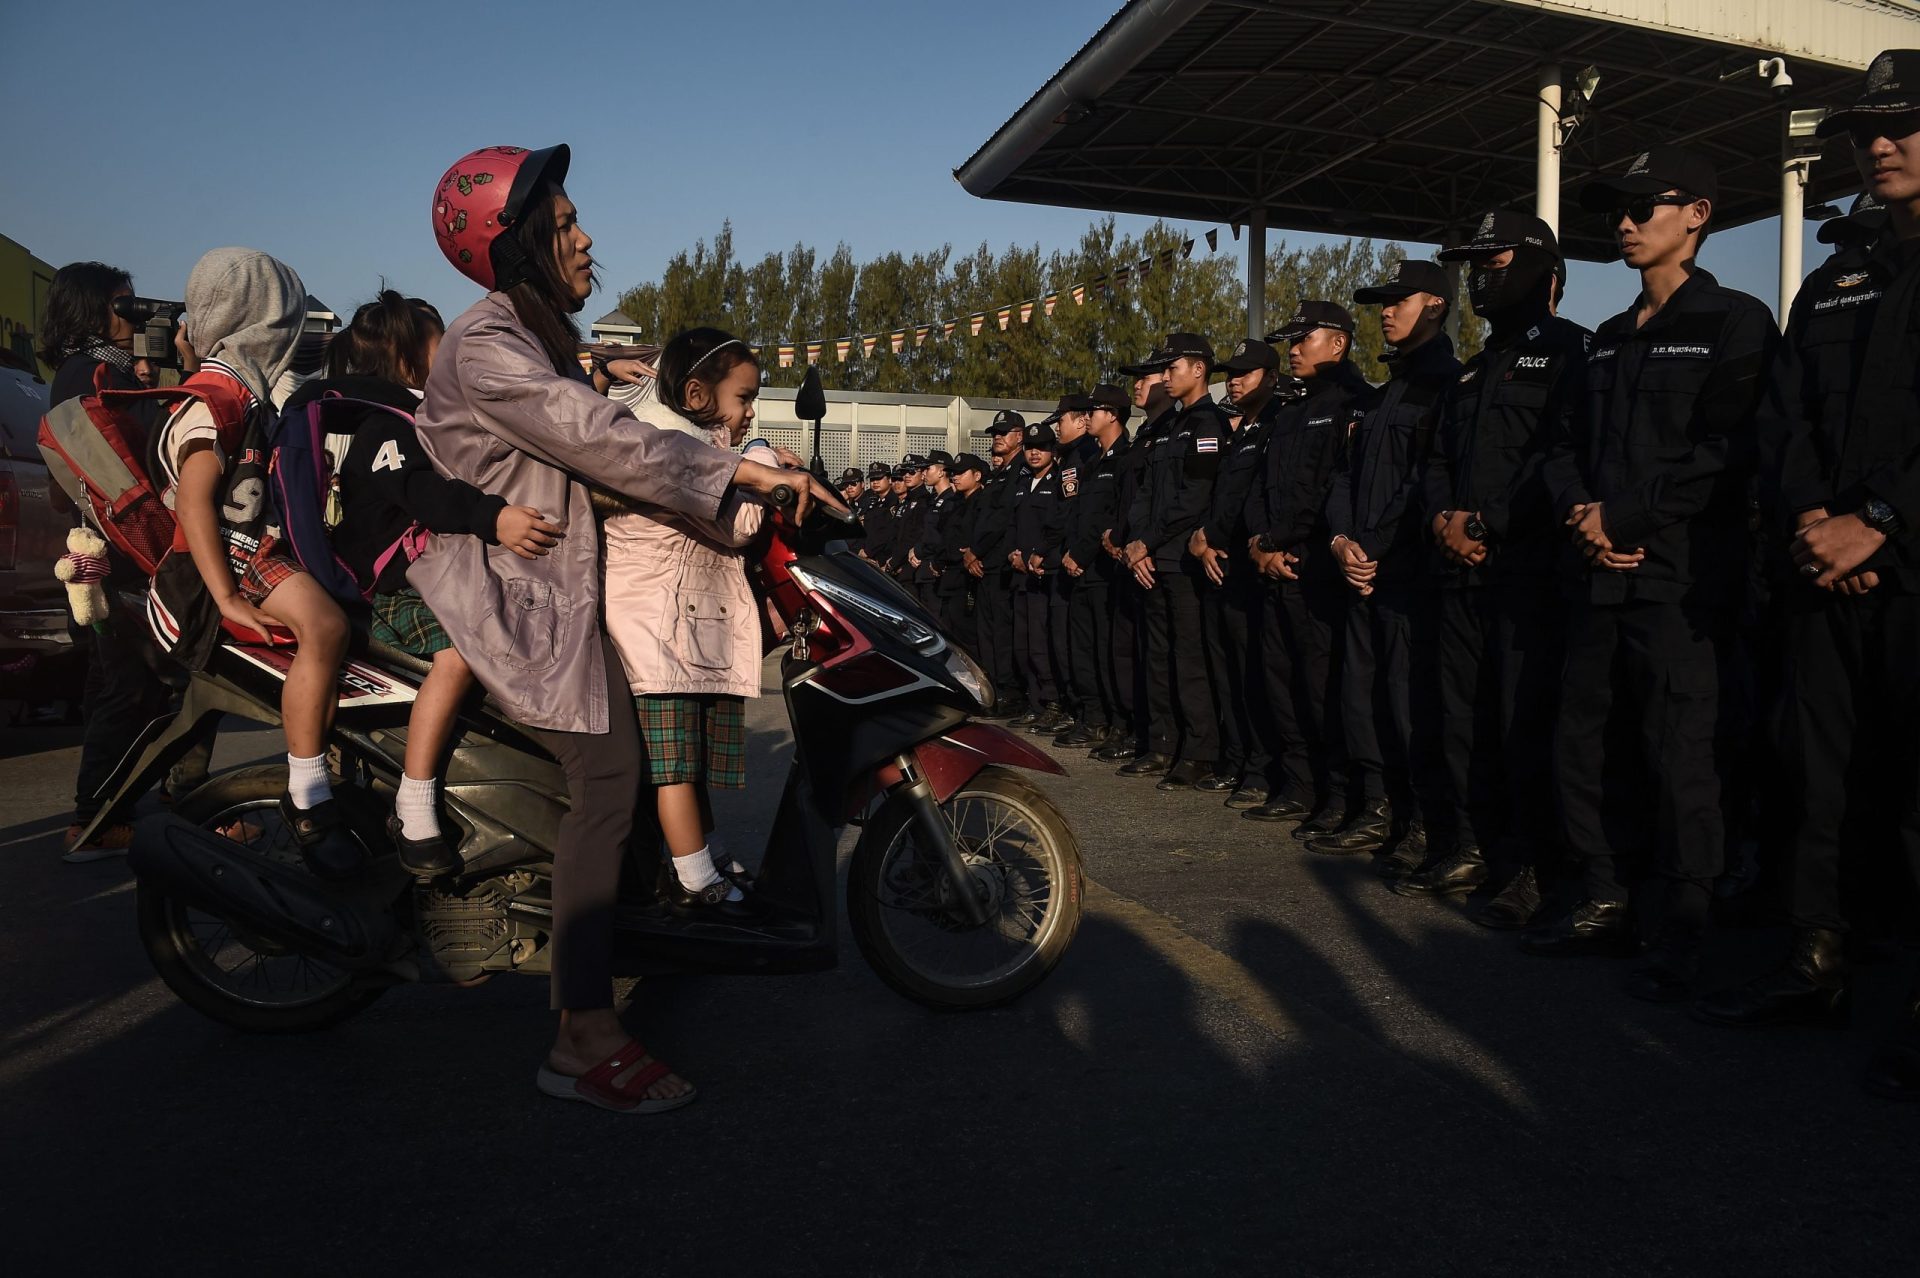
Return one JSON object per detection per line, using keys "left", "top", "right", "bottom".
{"left": 1117, "top": 405, "right": 1178, "bottom": 548}
{"left": 865, "top": 494, "right": 903, "bottom": 567}
{"left": 892, "top": 487, "right": 931, "bottom": 573}
{"left": 940, "top": 488, "right": 983, "bottom": 590}
{"left": 1201, "top": 397, "right": 1281, "bottom": 573}
{"left": 1064, "top": 430, "right": 1133, "bottom": 577}
{"left": 972, "top": 457, "right": 1027, "bottom": 576}
{"left": 1009, "top": 462, "right": 1064, "bottom": 572}
{"left": 1136, "top": 395, "right": 1232, "bottom": 566}
{"left": 1544, "top": 268, "right": 1776, "bottom": 606}
{"left": 1424, "top": 312, "right": 1592, "bottom": 589}
{"left": 1765, "top": 231, "right": 1920, "bottom": 592}
{"left": 1327, "top": 335, "right": 1460, "bottom": 590}
{"left": 913, "top": 485, "right": 960, "bottom": 582}
{"left": 1246, "top": 359, "right": 1370, "bottom": 582}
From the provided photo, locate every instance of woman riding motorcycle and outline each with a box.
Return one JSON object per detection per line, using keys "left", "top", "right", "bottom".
{"left": 415, "top": 143, "right": 840, "bottom": 1113}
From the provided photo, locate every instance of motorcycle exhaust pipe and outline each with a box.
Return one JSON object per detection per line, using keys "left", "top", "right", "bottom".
{"left": 129, "top": 814, "right": 399, "bottom": 970}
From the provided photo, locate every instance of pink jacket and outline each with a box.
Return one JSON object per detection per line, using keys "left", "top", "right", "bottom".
{"left": 602, "top": 399, "right": 772, "bottom": 700}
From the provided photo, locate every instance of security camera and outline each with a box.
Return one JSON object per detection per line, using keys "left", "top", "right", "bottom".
{"left": 1760, "top": 57, "right": 1794, "bottom": 98}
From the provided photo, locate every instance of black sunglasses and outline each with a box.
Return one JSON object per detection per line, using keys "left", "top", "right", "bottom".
{"left": 1604, "top": 194, "right": 1695, "bottom": 227}
{"left": 1847, "top": 114, "right": 1920, "bottom": 148}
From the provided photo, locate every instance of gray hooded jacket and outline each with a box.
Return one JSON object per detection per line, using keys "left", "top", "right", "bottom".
{"left": 183, "top": 248, "right": 306, "bottom": 407}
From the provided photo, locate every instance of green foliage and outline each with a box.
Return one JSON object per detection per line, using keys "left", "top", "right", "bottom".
{"left": 615, "top": 218, "right": 1482, "bottom": 396}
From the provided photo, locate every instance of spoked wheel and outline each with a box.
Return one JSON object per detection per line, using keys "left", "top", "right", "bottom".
{"left": 136, "top": 766, "right": 387, "bottom": 1032}
{"left": 848, "top": 766, "right": 1083, "bottom": 1009}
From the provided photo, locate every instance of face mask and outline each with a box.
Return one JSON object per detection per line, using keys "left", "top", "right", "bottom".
{"left": 1467, "top": 248, "right": 1554, "bottom": 318}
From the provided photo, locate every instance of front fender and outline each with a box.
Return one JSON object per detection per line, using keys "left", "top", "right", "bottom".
{"left": 912, "top": 721, "right": 1065, "bottom": 803}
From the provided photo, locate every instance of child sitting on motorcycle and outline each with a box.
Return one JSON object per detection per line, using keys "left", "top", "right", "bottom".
{"left": 289, "top": 290, "right": 565, "bottom": 876}
{"left": 155, "top": 248, "right": 361, "bottom": 878}
{"left": 600, "top": 327, "right": 774, "bottom": 911}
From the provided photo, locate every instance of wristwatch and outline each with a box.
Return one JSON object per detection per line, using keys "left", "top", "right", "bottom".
{"left": 1861, "top": 497, "right": 1904, "bottom": 536}
{"left": 1463, "top": 514, "right": 1489, "bottom": 542}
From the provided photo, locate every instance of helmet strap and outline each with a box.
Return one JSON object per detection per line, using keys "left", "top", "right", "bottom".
{"left": 491, "top": 228, "right": 536, "bottom": 294}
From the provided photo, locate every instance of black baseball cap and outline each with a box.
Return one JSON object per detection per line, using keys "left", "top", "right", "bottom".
{"left": 1117, "top": 345, "right": 1175, "bottom": 376}
{"left": 1579, "top": 144, "right": 1719, "bottom": 211}
{"left": 1267, "top": 301, "right": 1355, "bottom": 343}
{"left": 1819, "top": 190, "right": 1888, "bottom": 244}
{"left": 952, "top": 452, "right": 987, "bottom": 475}
{"left": 866, "top": 461, "right": 891, "bottom": 480}
{"left": 1040, "top": 392, "right": 1099, "bottom": 424}
{"left": 983, "top": 409, "right": 1026, "bottom": 436}
{"left": 1023, "top": 420, "right": 1058, "bottom": 450}
{"left": 1354, "top": 259, "right": 1452, "bottom": 305}
{"left": 1439, "top": 209, "right": 1562, "bottom": 261}
{"left": 1086, "top": 383, "right": 1133, "bottom": 424}
{"left": 837, "top": 467, "right": 862, "bottom": 486}
{"left": 1162, "top": 332, "right": 1216, "bottom": 365}
{"left": 1214, "top": 337, "right": 1280, "bottom": 374}
{"left": 926, "top": 449, "right": 954, "bottom": 468}
{"left": 900, "top": 453, "right": 927, "bottom": 471}
{"left": 1817, "top": 49, "right": 1920, "bottom": 138}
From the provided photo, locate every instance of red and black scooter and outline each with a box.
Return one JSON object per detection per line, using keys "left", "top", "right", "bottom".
{"left": 102, "top": 474, "right": 1081, "bottom": 1030}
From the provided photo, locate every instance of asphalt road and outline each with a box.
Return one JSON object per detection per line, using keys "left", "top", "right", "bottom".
{"left": 3, "top": 676, "right": 1918, "bottom": 1276}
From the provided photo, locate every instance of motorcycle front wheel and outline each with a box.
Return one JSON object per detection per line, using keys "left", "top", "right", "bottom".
{"left": 848, "top": 765, "right": 1083, "bottom": 1010}
{"left": 136, "top": 766, "right": 390, "bottom": 1033}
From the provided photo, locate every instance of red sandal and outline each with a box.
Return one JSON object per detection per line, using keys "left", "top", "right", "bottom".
{"left": 535, "top": 1038, "right": 698, "bottom": 1114}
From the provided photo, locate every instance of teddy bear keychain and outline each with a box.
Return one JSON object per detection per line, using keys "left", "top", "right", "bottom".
{"left": 55, "top": 526, "right": 112, "bottom": 633}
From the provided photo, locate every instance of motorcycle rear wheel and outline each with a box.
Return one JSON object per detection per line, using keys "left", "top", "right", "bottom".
{"left": 848, "top": 765, "right": 1082, "bottom": 1010}
{"left": 136, "top": 766, "right": 389, "bottom": 1033}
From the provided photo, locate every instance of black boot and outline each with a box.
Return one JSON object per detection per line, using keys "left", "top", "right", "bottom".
{"left": 1289, "top": 802, "right": 1347, "bottom": 842}
{"left": 1157, "top": 759, "right": 1208, "bottom": 791}
{"left": 1374, "top": 821, "right": 1429, "bottom": 880}
{"left": 1306, "top": 797, "right": 1393, "bottom": 856}
{"left": 1393, "top": 843, "right": 1487, "bottom": 898}
{"left": 1519, "top": 898, "right": 1634, "bottom": 957}
{"left": 1694, "top": 927, "right": 1849, "bottom": 1028}
{"left": 1116, "top": 751, "right": 1172, "bottom": 777}
{"left": 1863, "top": 991, "right": 1920, "bottom": 1101}
{"left": 1193, "top": 769, "right": 1240, "bottom": 794}
{"left": 1054, "top": 722, "right": 1101, "bottom": 748}
{"left": 983, "top": 696, "right": 1028, "bottom": 722}
{"left": 281, "top": 791, "right": 367, "bottom": 881}
{"left": 1472, "top": 865, "right": 1541, "bottom": 929}
{"left": 1625, "top": 925, "right": 1702, "bottom": 1004}
{"left": 1243, "top": 791, "right": 1311, "bottom": 823}
{"left": 1092, "top": 730, "right": 1140, "bottom": 763}
{"left": 1224, "top": 784, "right": 1270, "bottom": 811}
{"left": 1026, "top": 704, "right": 1071, "bottom": 734}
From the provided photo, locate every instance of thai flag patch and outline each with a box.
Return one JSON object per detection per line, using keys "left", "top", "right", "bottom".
{"left": 1196, "top": 436, "right": 1219, "bottom": 454}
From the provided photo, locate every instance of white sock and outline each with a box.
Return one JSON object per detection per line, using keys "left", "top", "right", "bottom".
{"left": 706, "top": 832, "right": 747, "bottom": 876}
{"left": 287, "top": 753, "right": 331, "bottom": 809}
{"left": 396, "top": 776, "right": 440, "bottom": 841}
{"left": 673, "top": 850, "right": 721, "bottom": 892}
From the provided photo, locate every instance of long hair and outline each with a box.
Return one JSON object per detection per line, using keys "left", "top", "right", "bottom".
{"left": 38, "top": 261, "right": 132, "bottom": 367}
{"left": 655, "top": 327, "right": 760, "bottom": 428}
{"left": 329, "top": 289, "right": 445, "bottom": 388}
{"left": 501, "top": 178, "right": 591, "bottom": 376}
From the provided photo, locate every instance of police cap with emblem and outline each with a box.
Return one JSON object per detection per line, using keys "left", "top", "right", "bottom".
{"left": 1086, "top": 383, "right": 1133, "bottom": 425}
{"left": 900, "top": 453, "right": 927, "bottom": 471}
{"left": 1267, "top": 301, "right": 1356, "bottom": 343}
{"left": 1040, "top": 392, "right": 1100, "bottom": 424}
{"left": 837, "top": 467, "right": 862, "bottom": 486}
{"left": 1816, "top": 49, "right": 1920, "bottom": 137}
{"left": 1117, "top": 344, "right": 1176, "bottom": 377}
{"left": 952, "top": 452, "right": 987, "bottom": 475}
{"left": 1023, "top": 420, "right": 1059, "bottom": 450}
{"left": 1579, "top": 143, "right": 1719, "bottom": 210}
{"left": 1162, "top": 332, "right": 1216, "bottom": 366}
{"left": 1214, "top": 337, "right": 1281, "bottom": 373}
{"left": 866, "top": 461, "right": 891, "bottom": 480}
{"left": 982, "top": 408, "right": 1026, "bottom": 436}
{"left": 1819, "top": 190, "right": 1888, "bottom": 244}
{"left": 925, "top": 449, "right": 954, "bottom": 468}
{"left": 1438, "top": 209, "right": 1562, "bottom": 261}
{"left": 1354, "top": 259, "right": 1453, "bottom": 305}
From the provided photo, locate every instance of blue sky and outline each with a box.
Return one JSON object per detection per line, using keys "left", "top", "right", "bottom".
{"left": 1, "top": 0, "right": 1833, "bottom": 344}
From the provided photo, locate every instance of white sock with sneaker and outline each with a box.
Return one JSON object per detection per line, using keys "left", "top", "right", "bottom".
{"left": 287, "top": 753, "right": 331, "bottom": 809}
{"left": 396, "top": 776, "right": 440, "bottom": 841}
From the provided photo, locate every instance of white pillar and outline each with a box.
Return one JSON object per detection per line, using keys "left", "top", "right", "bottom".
{"left": 1780, "top": 144, "right": 1809, "bottom": 325}
{"left": 1246, "top": 208, "right": 1267, "bottom": 339}
{"left": 1536, "top": 64, "right": 1563, "bottom": 234}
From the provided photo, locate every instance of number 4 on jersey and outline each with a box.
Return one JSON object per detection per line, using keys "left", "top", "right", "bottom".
{"left": 371, "top": 439, "right": 406, "bottom": 473}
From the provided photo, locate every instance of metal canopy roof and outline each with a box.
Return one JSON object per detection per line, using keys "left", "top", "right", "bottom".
{"left": 955, "top": 0, "right": 1913, "bottom": 262}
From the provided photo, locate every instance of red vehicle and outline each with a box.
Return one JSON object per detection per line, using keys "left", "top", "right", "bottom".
{"left": 94, "top": 477, "right": 1082, "bottom": 1029}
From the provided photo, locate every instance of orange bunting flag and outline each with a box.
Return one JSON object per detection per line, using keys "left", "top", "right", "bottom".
{"left": 1071, "top": 283, "right": 1086, "bottom": 306}
{"left": 969, "top": 313, "right": 986, "bottom": 336}
{"left": 1137, "top": 257, "right": 1152, "bottom": 278}
{"left": 834, "top": 338, "right": 852, "bottom": 362}
{"left": 861, "top": 334, "right": 878, "bottom": 358}
{"left": 1205, "top": 228, "right": 1219, "bottom": 251}
{"left": 944, "top": 320, "right": 958, "bottom": 339}
{"left": 1091, "top": 273, "right": 1108, "bottom": 292}
{"left": 1112, "top": 266, "right": 1131, "bottom": 288}
{"left": 777, "top": 343, "right": 795, "bottom": 369}
{"left": 1018, "top": 300, "right": 1035, "bottom": 324}
{"left": 916, "top": 324, "right": 935, "bottom": 347}
{"left": 996, "top": 306, "right": 1012, "bottom": 331}
{"left": 1181, "top": 239, "right": 1194, "bottom": 258}
{"left": 890, "top": 330, "right": 906, "bottom": 354}
{"left": 1044, "top": 292, "right": 1058, "bottom": 316}
{"left": 805, "top": 341, "right": 822, "bottom": 364}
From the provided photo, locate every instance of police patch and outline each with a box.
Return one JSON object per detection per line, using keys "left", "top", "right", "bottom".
{"left": 1835, "top": 271, "right": 1871, "bottom": 289}
{"left": 1458, "top": 367, "right": 1481, "bottom": 384}
{"left": 1062, "top": 467, "right": 1079, "bottom": 497}
{"left": 1195, "top": 437, "right": 1219, "bottom": 453}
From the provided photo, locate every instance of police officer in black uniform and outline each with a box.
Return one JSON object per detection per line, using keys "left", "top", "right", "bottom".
{"left": 862, "top": 465, "right": 903, "bottom": 570}
{"left": 1243, "top": 303, "right": 1369, "bottom": 829}
{"left": 909, "top": 449, "right": 957, "bottom": 611}
{"left": 837, "top": 466, "right": 864, "bottom": 507}
{"left": 1122, "top": 334, "right": 1231, "bottom": 789}
{"left": 940, "top": 452, "right": 990, "bottom": 653}
{"left": 1042, "top": 394, "right": 1102, "bottom": 739}
{"left": 1317, "top": 262, "right": 1459, "bottom": 867}
{"left": 1058, "top": 385, "right": 1134, "bottom": 750}
{"left": 890, "top": 454, "right": 930, "bottom": 582}
{"left": 1009, "top": 420, "right": 1067, "bottom": 726}
{"left": 1525, "top": 146, "right": 1777, "bottom": 992}
{"left": 969, "top": 411, "right": 1030, "bottom": 720}
{"left": 849, "top": 462, "right": 888, "bottom": 556}
{"left": 1191, "top": 338, "right": 1290, "bottom": 805}
{"left": 1094, "top": 349, "right": 1178, "bottom": 763}
{"left": 1395, "top": 210, "right": 1589, "bottom": 919}
{"left": 1699, "top": 50, "right": 1920, "bottom": 1102}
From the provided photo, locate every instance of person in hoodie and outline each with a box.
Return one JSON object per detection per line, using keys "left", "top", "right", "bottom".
{"left": 154, "top": 247, "right": 361, "bottom": 878}
{"left": 292, "top": 290, "right": 565, "bottom": 876}
{"left": 1322, "top": 261, "right": 1460, "bottom": 872}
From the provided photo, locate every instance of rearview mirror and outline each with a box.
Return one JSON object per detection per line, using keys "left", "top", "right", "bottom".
{"left": 795, "top": 365, "right": 826, "bottom": 422}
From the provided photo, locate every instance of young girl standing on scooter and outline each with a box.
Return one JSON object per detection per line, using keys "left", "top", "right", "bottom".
{"left": 600, "top": 328, "right": 774, "bottom": 911}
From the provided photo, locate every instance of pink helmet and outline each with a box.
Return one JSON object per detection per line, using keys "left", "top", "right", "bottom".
{"left": 431, "top": 143, "right": 570, "bottom": 290}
